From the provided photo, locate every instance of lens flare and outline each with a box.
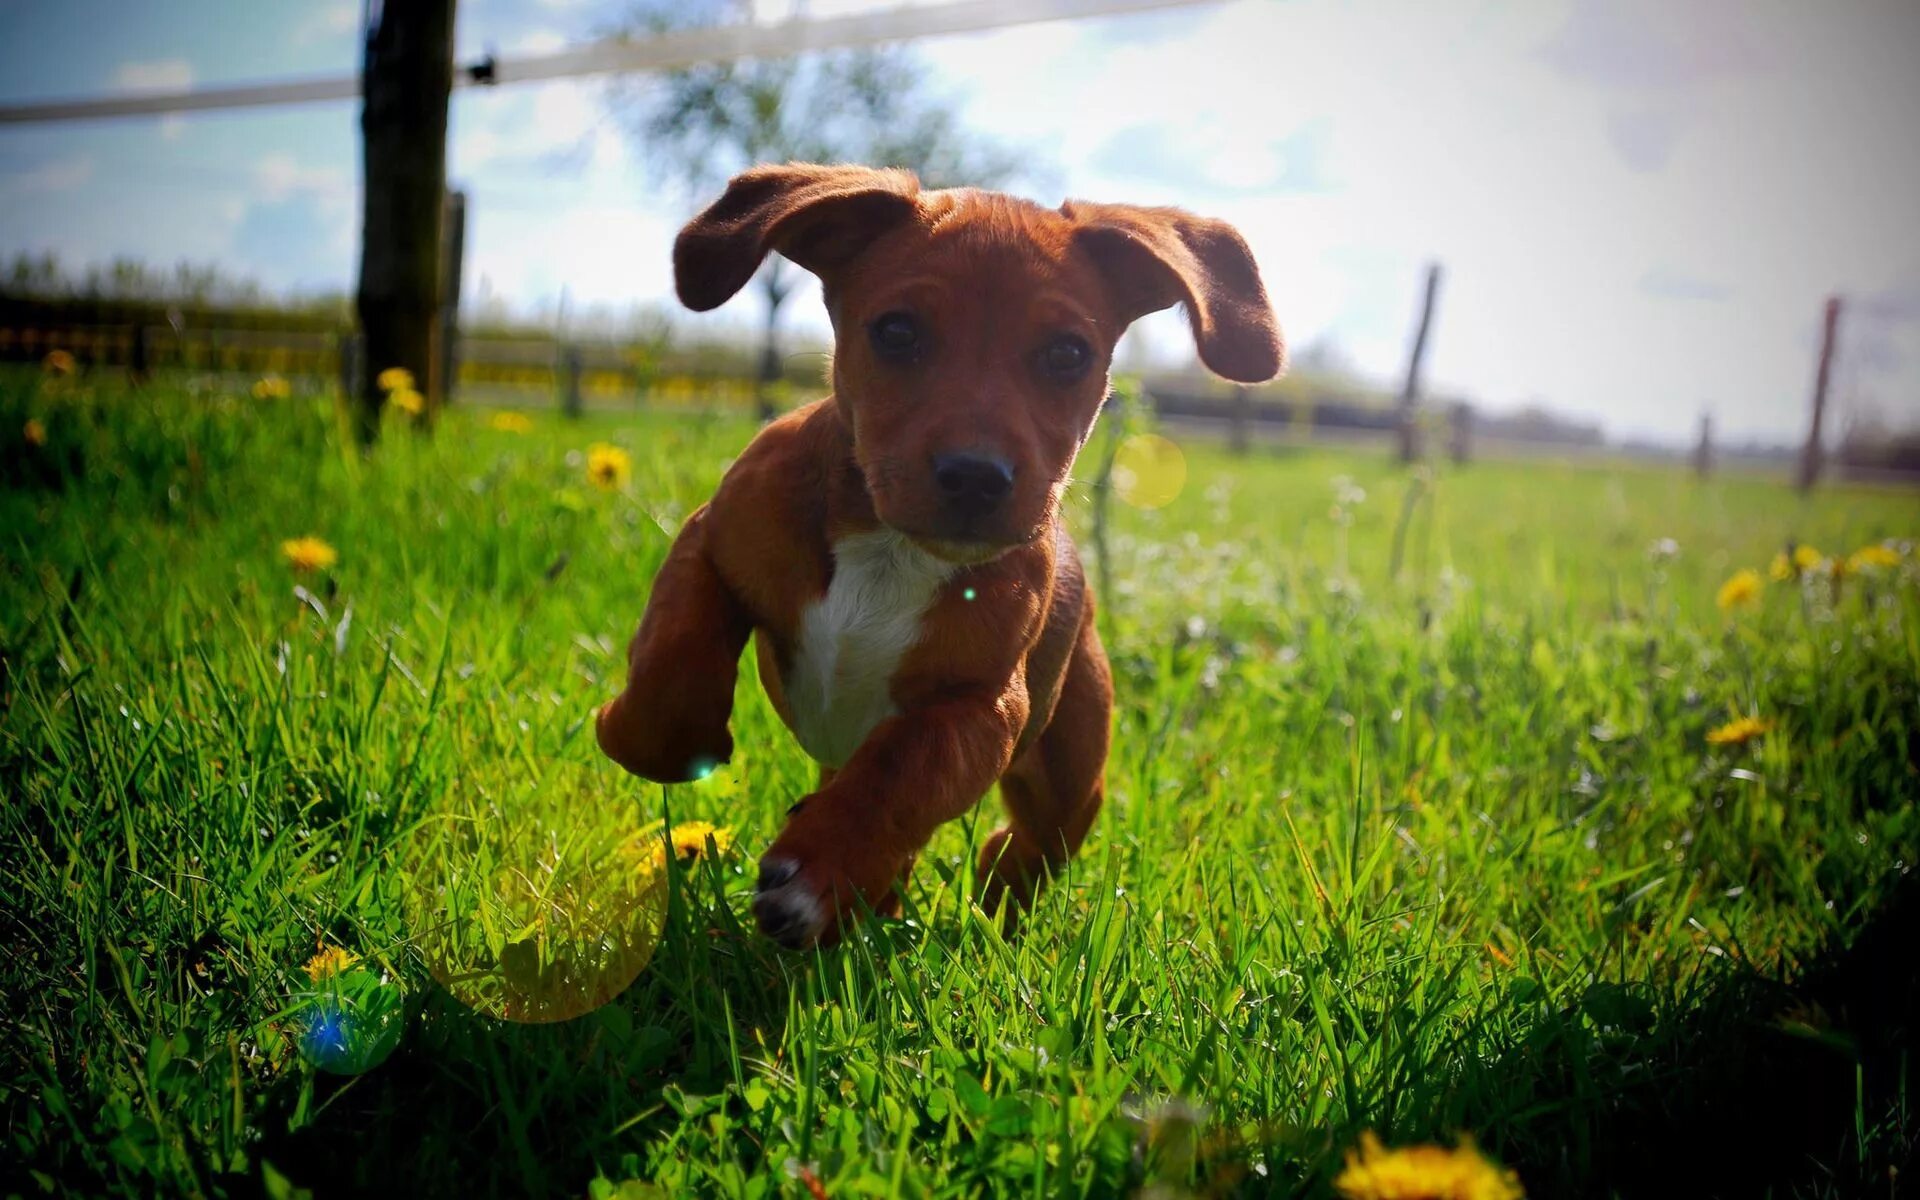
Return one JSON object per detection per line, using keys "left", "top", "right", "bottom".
{"left": 289, "top": 961, "right": 406, "bottom": 1075}
{"left": 1111, "top": 434, "right": 1188, "bottom": 510}
{"left": 401, "top": 758, "right": 672, "bottom": 1024}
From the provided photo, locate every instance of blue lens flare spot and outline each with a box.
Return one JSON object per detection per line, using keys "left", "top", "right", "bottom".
{"left": 962, "top": 587, "right": 977, "bottom": 602}
{"left": 291, "top": 969, "right": 405, "bottom": 1075}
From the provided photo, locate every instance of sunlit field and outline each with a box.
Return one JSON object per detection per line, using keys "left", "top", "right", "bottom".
{"left": 4, "top": 369, "right": 1918, "bottom": 1198}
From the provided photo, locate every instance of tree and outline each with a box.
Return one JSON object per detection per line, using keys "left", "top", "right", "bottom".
{"left": 613, "top": 0, "right": 1032, "bottom": 419}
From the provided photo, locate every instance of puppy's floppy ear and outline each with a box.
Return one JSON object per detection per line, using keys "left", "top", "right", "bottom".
{"left": 674, "top": 162, "right": 922, "bottom": 311}
{"left": 1062, "top": 200, "right": 1284, "bottom": 383}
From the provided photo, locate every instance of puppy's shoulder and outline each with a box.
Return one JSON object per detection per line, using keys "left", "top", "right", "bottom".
{"left": 709, "top": 399, "right": 843, "bottom": 519}
{"left": 703, "top": 399, "right": 843, "bottom": 621}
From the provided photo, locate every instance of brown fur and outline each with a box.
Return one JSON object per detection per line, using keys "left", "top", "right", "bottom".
{"left": 596, "top": 163, "right": 1281, "bottom": 948}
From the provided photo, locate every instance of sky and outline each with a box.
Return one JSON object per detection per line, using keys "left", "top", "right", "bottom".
{"left": 1, "top": 0, "right": 1917, "bottom": 445}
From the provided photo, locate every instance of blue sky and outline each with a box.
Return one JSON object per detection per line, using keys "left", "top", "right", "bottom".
{"left": 2, "top": 0, "right": 1917, "bottom": 444}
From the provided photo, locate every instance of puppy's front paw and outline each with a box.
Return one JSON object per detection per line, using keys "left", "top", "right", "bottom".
{"left": 749, "top": 813, "right": 910, "bottom": 950}
{"left": 751, "top": 856, "right": 828, "bottom": 950}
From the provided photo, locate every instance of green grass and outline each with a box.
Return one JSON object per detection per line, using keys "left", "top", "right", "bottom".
{"left": 3, "top": 371, "right": 1918, "bottom": 1198}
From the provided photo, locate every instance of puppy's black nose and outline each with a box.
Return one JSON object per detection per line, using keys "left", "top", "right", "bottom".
{"left": 932, "top": 452, "right": 1014, "bottom": 518}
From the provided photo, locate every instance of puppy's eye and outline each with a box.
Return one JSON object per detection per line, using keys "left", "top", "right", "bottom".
{"left": 869, "top": 311, "right": 922, "bottom": 361}
{"left": 1039, "top": 334, "right": 1092, "bottom": 382}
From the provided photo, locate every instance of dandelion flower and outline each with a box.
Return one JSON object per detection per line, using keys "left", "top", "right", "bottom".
{"left": 42, "top": 349, "right": 75, "bottom": 376}
{"left": 1769, "top": 544, "right": 1822, "bottom": 581}
{"left": 1707, "top": 715, "right": 1774, "bottom": 747}
{"left": 666, "top": 821, "right": 732, "bottom": 862}
{"left": 281, "top": 536, "right": 339, "bottom": 572}
{"left": 252, "top": 375, "right": 292, "bottom": 400}
{"left": 1335, "top": 1132, "right": 1523, "bottom": 1200}
{"left": 1716, "top": 568, "right": 1762, "bottom": 611}
{"left": 587, "top": 443, "right": 632, "bottom": 491}
{"left": 388, "top": 387, "right": 425, "bottom": 416}
{"left": 376, "top": 366, "right": 415, "bottom": 393}
{"left": 304, "top": 943, "right": 360, "bottom": 983}
{"left": 488, "top": 411, "right": 534, "bottom": 433}
{"left": 1849, "top": 544, "right": 1901, "bottom": 571}
{"left": 23, "top": 418, "right": 47, "bottom": 447}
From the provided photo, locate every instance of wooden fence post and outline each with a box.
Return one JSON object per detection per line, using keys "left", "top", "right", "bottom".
{"left": 1448, "top": 402, "right": 1472, "bottom": 464}
{"left": 1397, "top": 262, "right": 1443, "bottom": 464}
{"left": 437, "top": 188, "right": 466, "bottom": 410}
{"left": 1692, "top": 413, "right": 1713, "bottom": 478}
{"left": 338, "top": 332, "right": 363, "bottom": 401}
{"left": 1796, "top": 296, "right": 1841, "bottom": 493}
{"left": 560, "top": 343, "right": 584, "bottom": 419}
{"left": 354, "top": 0, "right": 456, "bottom": 446}
{"left": 129, "top": 322, "right": 150, "bottom": 386}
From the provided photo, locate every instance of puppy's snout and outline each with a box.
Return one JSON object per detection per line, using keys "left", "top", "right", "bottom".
{"left": 932, "top": 452, "right": 1015, "bottom": 518}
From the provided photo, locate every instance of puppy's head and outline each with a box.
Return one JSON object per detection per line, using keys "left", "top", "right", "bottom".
{"left": 675, "top": 162, "right": 1284, "bottom": 561}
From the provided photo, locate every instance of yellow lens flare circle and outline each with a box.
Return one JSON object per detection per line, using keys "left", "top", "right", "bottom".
{"left": 401, "top": 758, "right": 672, "bottom": 1024}
{"left": 1111, "top": 434, "right": 1188, "bottom": 510}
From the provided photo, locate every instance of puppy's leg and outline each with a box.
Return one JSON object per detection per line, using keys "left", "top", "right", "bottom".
{"left": 753, "top": 688, "right": 1027, "bottom": 949}
{"left": 980, "top": 619, "right": 1112, "bottom": 917}
{"left": 597, "top": 507, "right": 752, "bottom": 783}
{"left": 807, "top": 766, "right": 911, "bottom": 919}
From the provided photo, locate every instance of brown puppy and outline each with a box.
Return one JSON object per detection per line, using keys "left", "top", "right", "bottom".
{"left": 596, "top": 163, "right": 1282, "bottom": 949}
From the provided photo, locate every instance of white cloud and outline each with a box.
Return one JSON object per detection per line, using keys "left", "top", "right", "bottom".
{"left": 511, "top": 29, "right": 568, "bottom": 56}
{"left": 295, "top": 3, "right": 360, "bottom": 45}
{"left": 255, "top": 154, "right": 351, "bottom": 202}
{"left": 2, "top": 156, "right": 95, "bottom": 196}
{"left": 111, "top": 59, "right": 194, "bottom": 92}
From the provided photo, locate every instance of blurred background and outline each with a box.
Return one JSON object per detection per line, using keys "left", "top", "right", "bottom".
{"left": 2, "top": 0, "right": 1917, "bottom": 477}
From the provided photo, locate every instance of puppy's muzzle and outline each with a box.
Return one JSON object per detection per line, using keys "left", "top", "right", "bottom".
{"left": 931, "top": 451, "right": 1015, "bottom": 520}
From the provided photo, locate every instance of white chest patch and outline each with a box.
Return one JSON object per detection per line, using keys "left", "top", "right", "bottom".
{"left": 785, "top": 529, "right": 956, "bottom": 768}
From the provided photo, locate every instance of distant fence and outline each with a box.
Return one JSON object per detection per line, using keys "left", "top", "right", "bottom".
{"left": 0, "top": 319, "right": 1574, "bottom": 460}
{"left": 8, "top": 317, "right": 1913, "bottom": 482}
{"left": 0, "top": 320, "right": 826, "bottom": 411}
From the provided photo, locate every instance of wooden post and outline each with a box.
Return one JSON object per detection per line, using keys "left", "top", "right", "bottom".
{"left": 1397, "top": 262, "right": 1442, "bottom": 464}
{"left": 560, "top": 343, "right": 584, "bottom": 419}
{"left": 437, "top": 188, "right": 467, "bottom": 409}
{"left": 1692, "top": 412, "right": 1713, "bottom": 478}
{"left": 128, "top": 322, "right": 150, "bottom": 386}
{"left": 1448, "top": 401, "right": 1472, "bottom": 464}
{"left": 1229, "top": 384, "right": 1250, "bottom": 455}
{"left": 1796, "top": 296, "right": 1841, "bottom": 493}
{"left": 338, "top": 332, "right": 363, "bottom": 401}
{"left": 353, "top": 0, "right": 456, "bottom": 446}
{"left": 755, "top": 259, "right": 789, "bottom": 422}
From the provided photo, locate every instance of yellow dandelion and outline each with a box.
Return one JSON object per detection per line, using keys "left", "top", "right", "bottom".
{"left": 42, "top": 349, "right": 75, "bottom": 376}
{"left": 280, "top": 536, "right": 339, "bottom": 572}
{"left": 1769, "top": 544, "right": 1822, "bottom": 582}
{"left": 251, "top": 375, "right": 292, "bottom": 400}
{"left": 304, "top": 943, "right": 360, "bottom": 983}
{"left": 666, "top": 821, "right": 732, "bottom": 862}
{"left": 586, "top": 443, "right": 632, "bottom": 491}
{"left": 1335, "top": 1132, "right": 1523, "bottom": 1200}
{"left": 488, "top": 411, "right": 534, "bottom": 433}
{"left": 388, "top": 387, "right": 425, "bottom": 416}
{"left": 376, "top": 366, "right": 415, "bottom": 393}
{"left": 1849, "top": 544, "right": 1901, "bottom": 572}
{"left": 1715, "top": 568, "right": 1762, "bottom": 612}
{"left": 1707, "top": 715, "right": 1774, "bottom": 747}
{"left": 23, "top": 418, "right": 47, "bottom": 447}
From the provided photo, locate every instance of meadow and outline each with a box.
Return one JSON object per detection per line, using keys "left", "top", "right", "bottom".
{"left": 3, "top": 368, "right": 1918, "bottom": 1198}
